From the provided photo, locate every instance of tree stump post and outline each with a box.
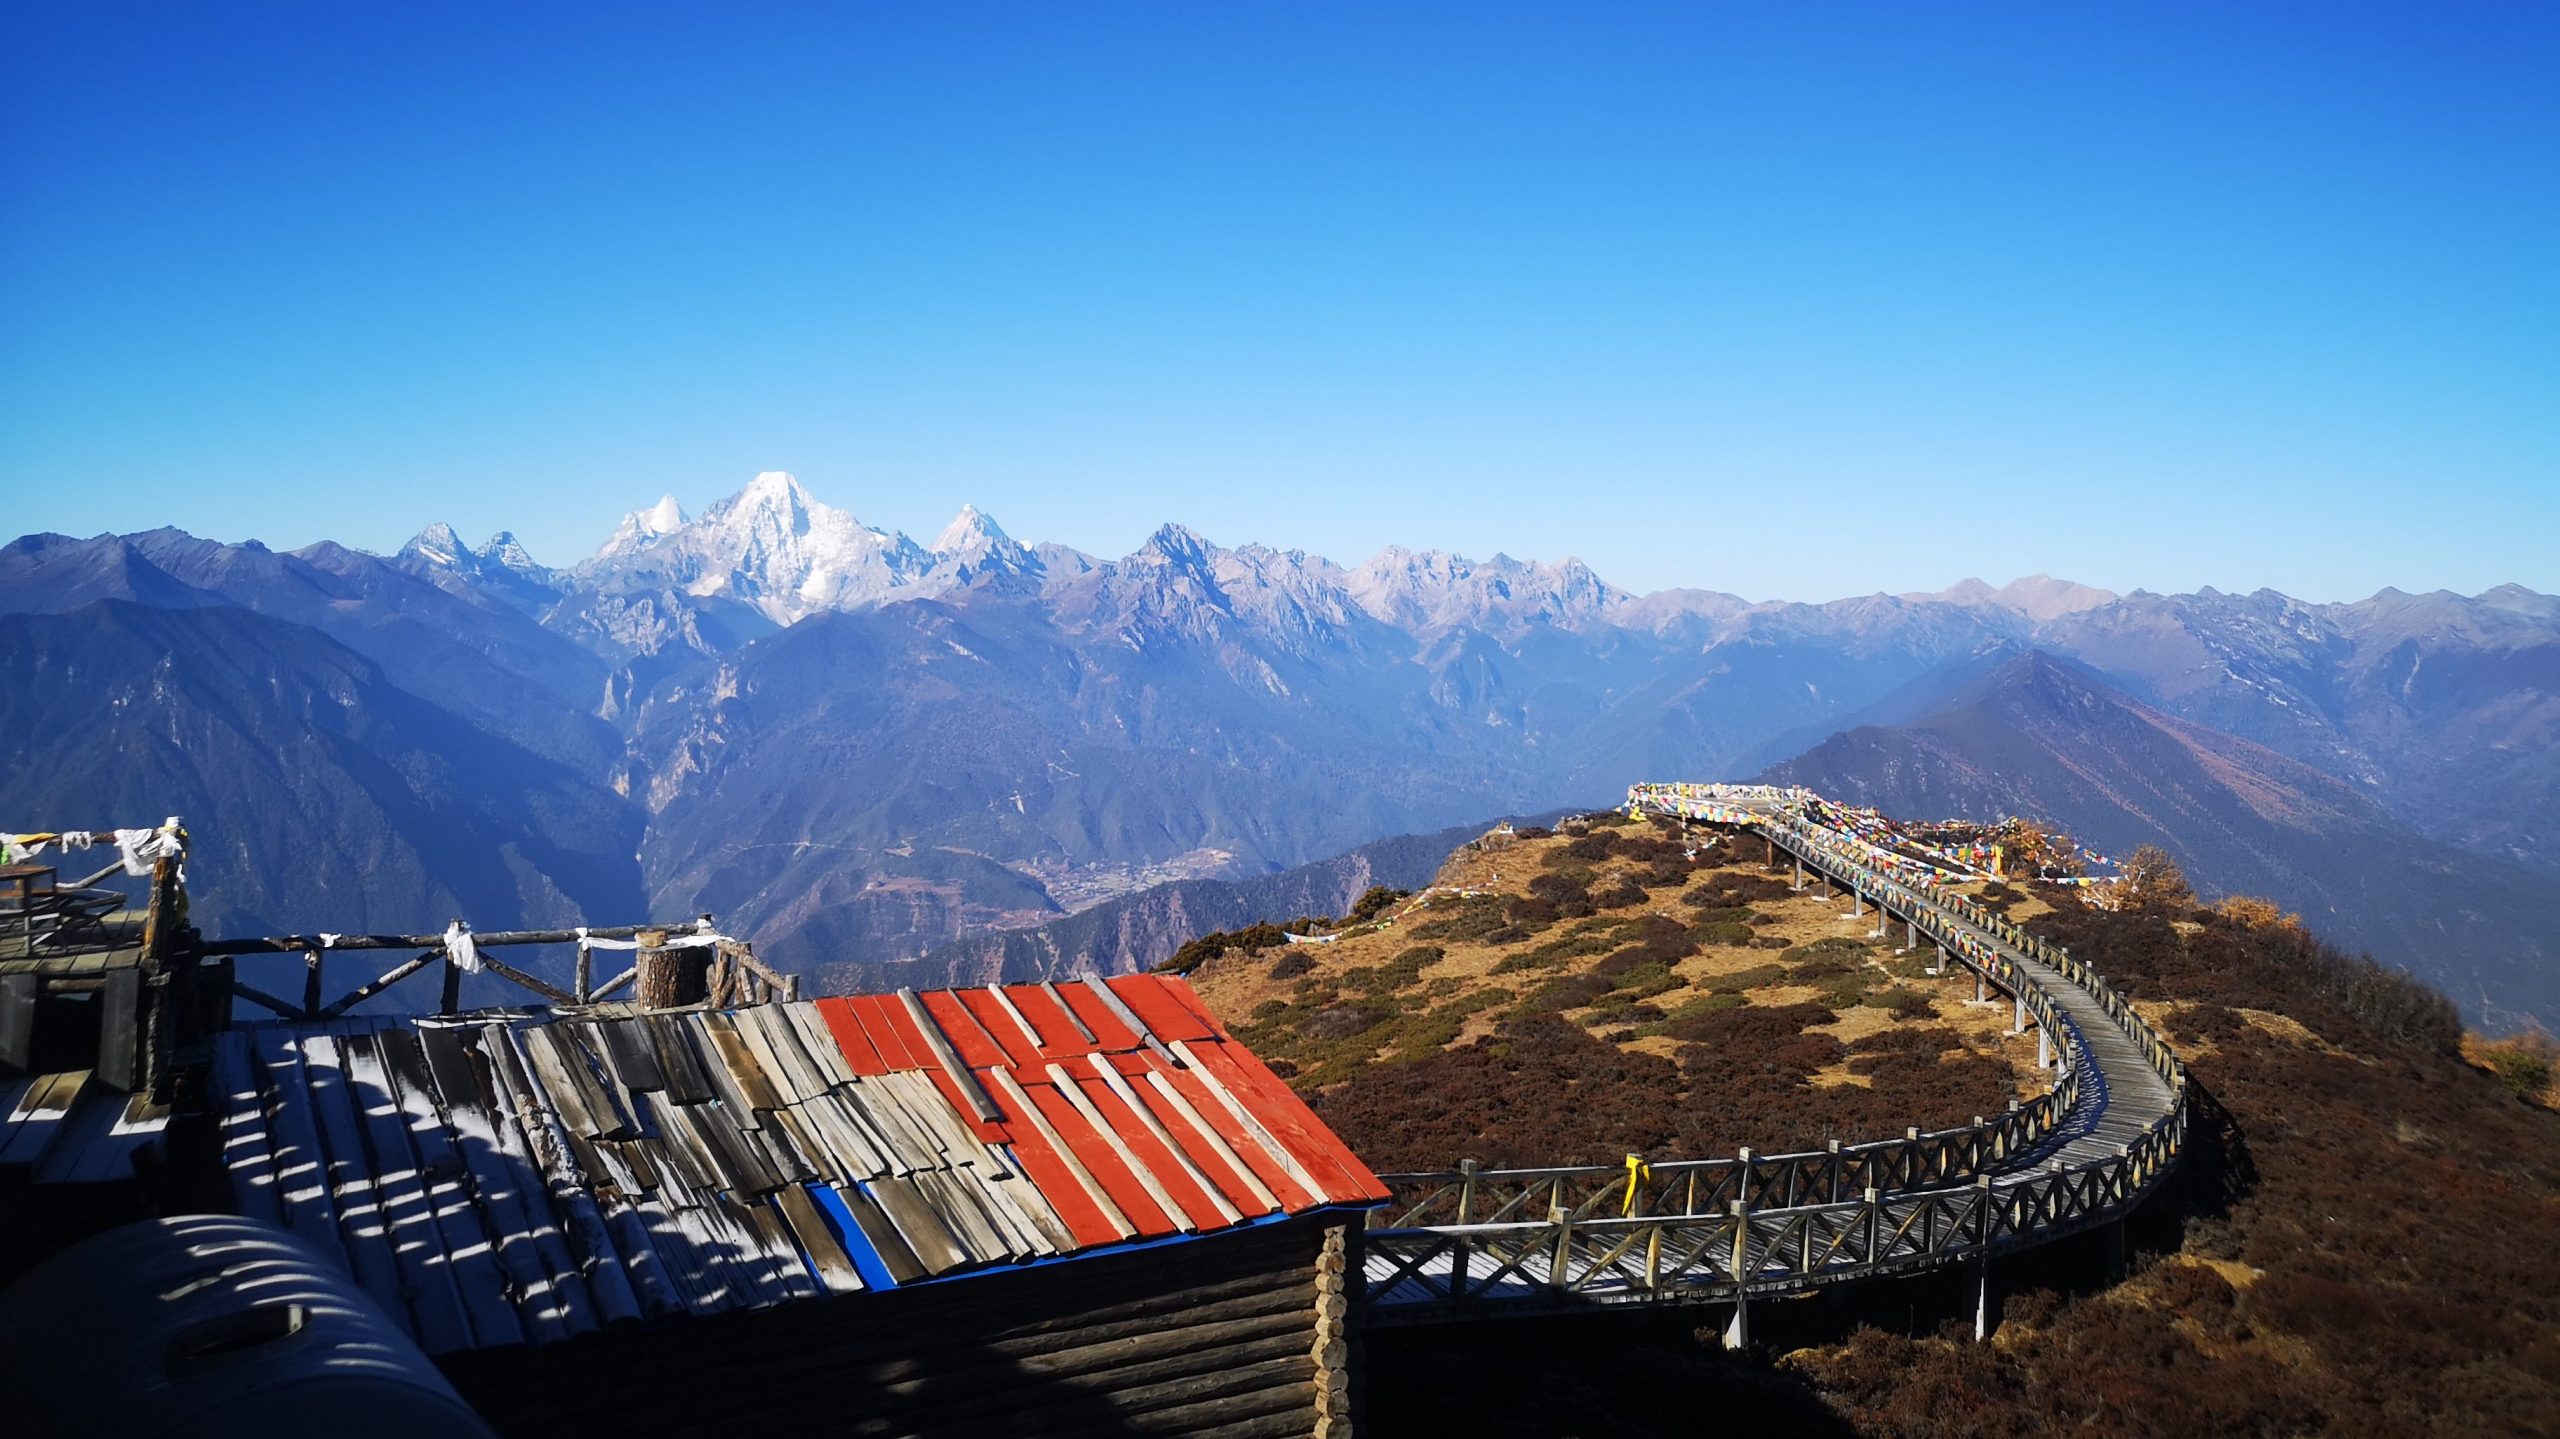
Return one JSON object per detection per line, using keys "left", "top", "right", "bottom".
{"left": 633, "top": 929, "right": 700, "bottom": 1010}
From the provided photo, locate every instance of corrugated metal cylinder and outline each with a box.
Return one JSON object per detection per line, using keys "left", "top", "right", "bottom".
{"left": 0, "top": 1214, "right": 497, "bottom": 1439}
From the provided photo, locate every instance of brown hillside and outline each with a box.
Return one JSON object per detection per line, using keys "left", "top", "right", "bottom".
{"left": 1180, "top": 814, "right": 2048, "bottom": 1172}
{"left": 1179, "top": 816, "right": 2560, "bottom": 1436}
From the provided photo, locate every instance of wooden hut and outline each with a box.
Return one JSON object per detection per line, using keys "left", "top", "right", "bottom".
{"left": 207, "top": 975, "right": 1386, "bottom": 1437}
{"left": 0, "top": 826, "right": 196, "bottom": 1279}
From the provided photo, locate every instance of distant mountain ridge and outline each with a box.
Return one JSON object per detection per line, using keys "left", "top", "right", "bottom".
{"left": 4, "top": 469, "right": 2553, "bottom": 1023}
{"left": 1760, "top": 650, "right": 2559, "bottom": 1027}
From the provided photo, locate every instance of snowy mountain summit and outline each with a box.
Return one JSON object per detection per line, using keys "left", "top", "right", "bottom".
{"left": 399, "top": 522, "right": 558, "bottom": 585}
{"left": 583, "top": 471, "right": 931, "bottom": 623}
{"left": 591, "top": 494, "right": 689, "bottom": 565}
{"left": 404, "top": 469, "right": 2187, "bottom": 667}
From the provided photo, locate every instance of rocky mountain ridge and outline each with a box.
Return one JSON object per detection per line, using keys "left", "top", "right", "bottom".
{"left": 4, "top": 470, "right": 2553, "bottom": 1022}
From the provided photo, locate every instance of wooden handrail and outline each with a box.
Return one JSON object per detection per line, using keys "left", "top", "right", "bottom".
{"left": 199, "top": 920, "right": 715, "bottom": 955}
{"left": 202, "top": 915, "right": 798, "bottom": 1020}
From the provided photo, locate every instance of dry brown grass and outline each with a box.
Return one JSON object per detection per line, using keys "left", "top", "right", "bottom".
{"left": 1187, "top": 817, "right": 2046, "bottom": 1150}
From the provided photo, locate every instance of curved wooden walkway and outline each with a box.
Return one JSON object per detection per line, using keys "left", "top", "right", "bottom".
{"left": 1353, "top": 784, "right": 2187, "bottom": 1334}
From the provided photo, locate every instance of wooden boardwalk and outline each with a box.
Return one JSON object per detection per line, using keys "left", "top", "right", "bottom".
{"left": 1354, "top": 784, "right": 2187, "bottom": 1330}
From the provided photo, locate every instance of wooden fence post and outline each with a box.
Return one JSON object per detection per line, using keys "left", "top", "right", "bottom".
{"left": 633, "top": 929, "right": 679, "bottom": 1009}
{"left": 1724, "top": 1200, "right": 1751, "bottom": 1350}
{"left": 1450, "top": 1158, "right": 1478, "bottom": 1302}
{"left": 1548, "top": 1204, "right": 1574, "bottom": 1292}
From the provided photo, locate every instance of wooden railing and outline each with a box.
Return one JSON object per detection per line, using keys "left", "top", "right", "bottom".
{"left": 1379, "top": 1079, "right": 2079, "bottom": 1230}
{"left": 0, "top": 818, "right": 194, "bottom": 1098}
{"left": 1353, "top": 784, "right": 2188, "bottom": 1323}
{"left": 198, "top": 919, "right": 796, "bottom": 1022}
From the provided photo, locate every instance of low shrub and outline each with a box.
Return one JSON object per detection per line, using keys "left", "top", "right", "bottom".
{"left": 1685, "top": 869, "right": 1797, "bottom": 908}
{"left": 1640, "top": 991, "right": 1749, "bottom": 1034}
{"left": 1299, "top": 1002, "right": 1392, "bottom": 1042}
{"left": 1691, "top": 920, "right": 1756, "bottom": 947}
{"left": 1345, "top": 885, "right": 1411, "bottom": 924}
{"left": 1411, "top": 893, "right": 1509, "bottom": 942}
{"left": 1592, "top": 879, "right": 1650, "bottom": 910}
{"left": 1700, "top": 963, "right": 1788, "bottom": 995}
{"left": 2483, "top": 1042, "right": 2554, "bottom": 1100}
{"left": 1565, "top": 833, "right": 1618, "bottom": 862}
{"left": 1848, "top": 1025, "right": 1961, "bottom": 1056}
{"left": 1157, "top": 918, "right": 1322, "bottom": 974}
{"left": 1513, "top": 972, "right": 1615, "bottom": 1016}
{"left": 1342, "top": 945, "right": 1442, "bottom": 996}
{"left": 1660, "top": 999, "right": 1838, "bottom": 1047}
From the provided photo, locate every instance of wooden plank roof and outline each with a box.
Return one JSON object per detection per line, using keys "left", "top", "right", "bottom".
{"left": 207, "top": 975, "right": 1384, "bottom": 1354}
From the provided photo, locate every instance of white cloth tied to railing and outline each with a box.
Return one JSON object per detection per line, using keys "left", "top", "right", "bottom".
{"left": 112, "top": 820, "right": 187, "bottom": 877}
{"left": 443, "top": 921, "right": 481, "bottom": 974}
{"left": 571, "top": 925, "right": 730, "bottom": 951}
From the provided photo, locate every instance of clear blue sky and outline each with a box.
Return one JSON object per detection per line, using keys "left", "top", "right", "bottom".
{"left": 3, "top": 4, "right": 2553, "bottom": 603}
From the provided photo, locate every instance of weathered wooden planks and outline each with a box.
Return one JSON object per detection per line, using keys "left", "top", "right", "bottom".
{"left": 373, "top": 1027, "right": 526, "bottom": 1349}
{"left": 436, "top": 1212, "right": 1335, "bottom": 1439}
{"left": 195, "top": 975, "right": 1385, "bottom": 1369}
{"left": 333, "top": 1024, "right": 475, "bottom": 1353}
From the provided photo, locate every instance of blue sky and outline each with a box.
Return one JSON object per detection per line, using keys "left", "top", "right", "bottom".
{"left": 3, "top": 4, "right": 2553, "bottom": 602}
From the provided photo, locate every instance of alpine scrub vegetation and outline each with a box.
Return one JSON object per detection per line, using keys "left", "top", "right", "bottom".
{"left": 1775, "top": 882, "right": 2560, "bottom": 1437}
{"left": 1186, "top": 817, "right": 2045, "bottom": 1168}
{"left": 1177, "top": 820, "right": 2560, "bottom": 1434}
{"left": 1321, "top": 851, "right": 2560, "bottom": 1436}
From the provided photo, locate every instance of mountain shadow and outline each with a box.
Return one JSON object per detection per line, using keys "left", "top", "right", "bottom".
{"left": 0, "top": 602, "right": 647, "bottom": 971}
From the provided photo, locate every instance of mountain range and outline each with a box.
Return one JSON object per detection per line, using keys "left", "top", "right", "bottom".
{"left": 1762, "top": 650, "right": 2557, "bottom": 1025}
{"left": 3, "top": 471, "right": 2553, "bottom": 1026}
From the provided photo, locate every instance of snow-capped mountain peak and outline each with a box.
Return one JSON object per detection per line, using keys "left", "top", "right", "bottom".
{"left": 912, "top": 503, "right": 1043, "bottom": 596}
{"left": 398, "top": 522, "right": 469, "bottom": 569}
{"left": 586, "top": 471, "right": 930, "bottom": 623}
{"left": 473, "top": 531, "right": 548, "bottom": 577}
{"left": 593, "top": 494, "right": 690, "bottom": 563}
{"left": 932, "top": 503, "right": 1010, "bottom": 556}
{"left": 730, "top": 470, "right": 814, "bottom": 519}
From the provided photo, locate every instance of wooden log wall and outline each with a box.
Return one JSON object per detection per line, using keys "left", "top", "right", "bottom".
{"left": 1311, "top": 1221, "right": 1355, "bottom": 1437}
{"left": 440, "top": 1212, "right": 1342, "bottom": 1439}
